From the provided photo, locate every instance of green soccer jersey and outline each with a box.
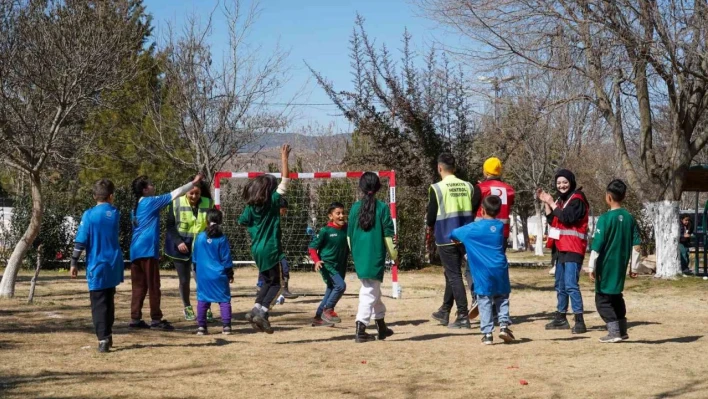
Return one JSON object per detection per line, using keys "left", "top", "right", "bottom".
{"left": 591, "top": 208, "right": 642, "bottom": 294}
{"left": 309, "top": 223, "right": 349, "bottom": 282}
{"left": 238, "top": 191, "right": 284, "bottom": 272}
{"left": 348, "top": 199, "right": 395, "bottom": 282}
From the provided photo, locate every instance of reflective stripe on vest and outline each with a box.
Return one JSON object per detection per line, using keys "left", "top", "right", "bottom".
{"left": 431, "top": 176, "right": 474, "bottom": 245}
{"left": 546, "top": 192, "right": 589, "bottom": 255}
{"left": 174, "top": 196, "right": 213, "bottom": 239}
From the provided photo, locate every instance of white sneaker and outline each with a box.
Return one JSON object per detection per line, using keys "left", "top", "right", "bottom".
{"left": 549, "top": 266, "right": 556, "bottom": 276}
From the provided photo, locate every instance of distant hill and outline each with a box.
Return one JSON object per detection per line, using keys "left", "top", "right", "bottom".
{"left": 242, "top": 132, "right": 352, "bottom": 152}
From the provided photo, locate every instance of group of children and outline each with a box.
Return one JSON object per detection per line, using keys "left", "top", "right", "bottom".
{"left": 70, "top": 144, "right": 398, "bottom": 352}
{"left": 69, "top": 140, "right": 642, "bottom": 352}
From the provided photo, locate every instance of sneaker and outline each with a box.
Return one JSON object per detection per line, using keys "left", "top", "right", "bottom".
{"left": 206, "top": 308, "right": 215, "bottom": 323}
{"left": 499, "top": 327, "right": 516, "bottom": 343}
{"left": 98, "top": 340, "right": 110, "bottom": 353}
{"left": 311, "top": 316, "right": 334, "bottom": 327}
{"left": 682, "top": 269, "right": 694, "bottom": 276}
{"left": 246, "top": 308, "right": 264, "bottom": 332}
{"left": 322, "top": 308, "right": 341, "bottom": 324}
{"left": 448, "top": 313, "right": 471, "bottom": 329}
{"left": 184, "top": 306, "right": 196, "bottom": 321}
{"left": 545, "top": 312, "right": 570, "bottom": 330}
{"left": 150, "top": 320, "right": 175, "bottom": 331}
{"left": 129, "top": 320, "right": 150, "bottom": 329}
{"left": 431, "top": 309, "right": 450, "bottom": 326}
{"left": 253, "top": 312, "right": 273, "bottom": 334}
{"left": 481, "top": 334, "right": 493, "bottom": 345}
{"left": 222, "top": 326, "right": 232, "bottom": 335}
{"left": 598, "top": 333, "right": 622, "bottom": 343}
{"left": 196, "top": 326, "right": 208, "bottom": 336}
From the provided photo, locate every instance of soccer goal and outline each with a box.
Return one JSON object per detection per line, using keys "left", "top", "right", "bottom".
{"left": 213, "top": 170, "right": 401, "bottom": 298}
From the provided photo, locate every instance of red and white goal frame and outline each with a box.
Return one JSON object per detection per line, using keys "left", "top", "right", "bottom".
{"left": 213, "top": 170, "right": 401, "bottom": 299}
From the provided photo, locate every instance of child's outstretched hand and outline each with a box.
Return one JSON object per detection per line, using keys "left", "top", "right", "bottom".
{"left": 314, "top": 261, "right": 323, "bottom": 271}
{"left": 281, "top": 144, "right": 291, "bottom": 159}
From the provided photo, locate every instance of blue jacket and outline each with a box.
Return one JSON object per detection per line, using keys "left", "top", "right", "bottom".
{"left": 75, "top": 203, "right": 124, "bottom": 291}
{"left": 451, "top": 219, "right": 510, "bottom": 296}
{"left": 192, "top": 232, "right": 233, "bottom": 303}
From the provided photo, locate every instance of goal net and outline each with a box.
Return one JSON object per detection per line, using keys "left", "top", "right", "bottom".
{"left": 214, "top": 171, "right": 400, "bottom": 298}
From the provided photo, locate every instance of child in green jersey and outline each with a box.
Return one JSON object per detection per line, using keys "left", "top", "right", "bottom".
{"left": 239, "top": 143, "right": 291, "bottom": 334}
{"left": 308, "top": 202, "right": 349, "bottom": 327}
{"left": 587, "top": 179, "right": 642, "bottom": 343}
{"left": 348, "top": 172, "right": 398, "bottom": 343}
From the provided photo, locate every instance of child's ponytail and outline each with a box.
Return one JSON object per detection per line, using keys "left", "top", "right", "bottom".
{"left": 358, "top": 172, "right": 381, "bottom": 231}
{"left": 205, "top": 209, "right": 224, "bottom": 238}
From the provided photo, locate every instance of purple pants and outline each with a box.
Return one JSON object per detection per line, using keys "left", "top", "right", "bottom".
{"left": 197, "top": 300, "right": 232, "bottom": 327}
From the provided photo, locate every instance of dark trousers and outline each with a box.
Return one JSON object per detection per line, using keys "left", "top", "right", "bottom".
{"left": 257, "top": 257, "right": 290, "bottom": 286}
{"left": 439, "top": 244, "right": 468, "bottom": 314}
{"left": 173, "top": 259, "right": 193, "bottom": 307}
{"left": 131, "top": 258, "right": 163, "bottom": 321}
{"left": 595, "top": 292, "right": 626, "bottom": 323}
{"left": 90, "top": 287, "right": 116, "bottom": 341}
{"left": 255, "top": 263, "right": 282, "bottom": 310}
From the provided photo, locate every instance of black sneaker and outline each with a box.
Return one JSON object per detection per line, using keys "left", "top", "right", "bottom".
{"left": 196, "top": 326, "right": 208, "bottom": 336}
{"left": 129, "top": 320, "right": 150, "bottom": 329}
{"left": 150, "top": 320, "right": 175, "bottom": 331}
{"left": 448, "top": 313, "right": 471, "bottom": 329}
{"left": 431, "top": 309, "right": 450, "bottom": 326}
{"left": 98, "top": 340, "right": 110, "bottom": 353}
{"left": 481, "top": 334, "right": 493, "bottom": 345}
{"left": 545, "top": 312, "right": 570, "bottom": 330}
{"left": 254, "top": 312, "right": 273, "bottom": 334}
{"left": 499, "top": 327, "right": 516, "bottom": 343}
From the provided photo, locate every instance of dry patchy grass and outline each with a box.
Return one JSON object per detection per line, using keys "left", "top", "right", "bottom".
{"left": 1, "top": 266, "right": 708, "bottom": 398}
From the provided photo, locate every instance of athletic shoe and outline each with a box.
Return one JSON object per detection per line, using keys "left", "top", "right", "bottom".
{"left": 222, "top": 326, "right": 232, "bottom": 335}
{"left": 196, "top": 326, "right": 208, "bottom": 335}
{"left": 598, "top": 333, "right": 622, "bottom": 343}
{"left": 481, "top": 334, "right": 493, "bottom": 345}
{"left": 245, "top": 309, "right": 263, "bottom": 332}
{"left": 322, "top": 309, "right": 341, "bottom": 324}
{"left": 253, "top": 312, "right": 273, "bottom": 334}
{"left": 311, "top": 316, "right": 334, "bottom": 327}
{"left": 184, "top": 306, "right": 196, "bottom": 321}
{"left": 206, "top": 308, "right": 215, "bottom": 323}
{"left": 129, "top": 320, "right": 150, "bottom": 329}
{"left": 499, "top": 327, "right": 516, "bottom": 343}
{"left": 599, "top": 321, "right": 622, "bottom": 343}
{"left": 150, "top": 320, "right": 175, "bottom": 331}
{"left": 431, "top": 309, "right": 450, "bottom": 326}
{"left": 98, "top": 340, "right": 110, "bottom": 353}
{"left": 448, "top": 313, "right": 471, "bottom": 329}
{"left": 545, "top": 312, "right": 570, "bottom": 330}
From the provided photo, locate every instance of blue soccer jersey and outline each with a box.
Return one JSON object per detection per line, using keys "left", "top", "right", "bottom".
{"left": 129, "top": 193, "right": 172, "bottom": 261}
{"left": 451, "top": 218, "right": 510, "bottom": 297}
{"left": 75, "top": 203, "right": 124, "bottom": 291}
{"left": 192, "top": 232, "right": 233, "bottom": 303}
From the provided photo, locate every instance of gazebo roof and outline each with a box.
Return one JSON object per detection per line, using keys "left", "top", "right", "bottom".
{"left": 683, "top": 165, "right": 708, "bottom": 192}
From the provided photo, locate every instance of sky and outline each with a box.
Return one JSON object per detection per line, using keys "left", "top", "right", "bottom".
{"left": 142, "top": 0, "right": 468, "bottom": 134}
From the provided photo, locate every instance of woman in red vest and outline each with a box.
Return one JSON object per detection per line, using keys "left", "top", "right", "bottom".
{"left": 537, "top": 169, "right": 589, "bottom": 334}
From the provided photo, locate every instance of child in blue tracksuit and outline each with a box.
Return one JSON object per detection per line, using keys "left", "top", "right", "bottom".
{"left": 192, "top": 209, "right": 234, "bottom": 335}
{"left": 451, "top": 195, "right": 516, "bottom": 345}
{"left": 70, "top": 179, "right": 123, "bottom": 353}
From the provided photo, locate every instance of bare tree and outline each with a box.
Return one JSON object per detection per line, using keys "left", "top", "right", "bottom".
{"left": 0, "top": 0, "right": 149, "bottom": 298}
{"left": 144, "top": 0, "right": 291, "bottom": 183}
{"left": 420, "top": 0, "right": 708, "bottom": 277}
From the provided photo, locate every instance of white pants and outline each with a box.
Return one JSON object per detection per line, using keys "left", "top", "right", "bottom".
{"left": 356, "top": 279, "right": 386, "bottom": 325}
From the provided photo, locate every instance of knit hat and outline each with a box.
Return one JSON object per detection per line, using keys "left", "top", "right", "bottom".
{"left": 554, "top": 169, "right": 577, "bottom": 200}
{"left": 483, "top": 157, "right": 502, "bottom": 177}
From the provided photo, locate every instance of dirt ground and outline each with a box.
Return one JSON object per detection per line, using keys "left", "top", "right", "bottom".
{"left": 1, "top": 264, "right": 708, "bottom": 399}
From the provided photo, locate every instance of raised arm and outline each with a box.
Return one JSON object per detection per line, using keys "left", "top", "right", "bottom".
{"left": 277, "top": 144, "right": 291, "bottom": 195}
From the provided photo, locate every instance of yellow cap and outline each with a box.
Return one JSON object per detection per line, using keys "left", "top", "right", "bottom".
{"left": 483, "top": 157, "right": 502, "bottom": 176}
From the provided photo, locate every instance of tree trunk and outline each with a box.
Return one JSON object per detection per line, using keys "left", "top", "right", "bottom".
{"left": 520, "top": 211, "right": 531, "bottom": 252}
{"left": 0, "top": 172, "right": 42, "bottom": 298}
{"left": 649, "top": 200, "right": 681, "bottom": 278}
{"left": 27, "top": 243, "right": 43, "bottom": 304}
{"left": 511, "top": 212, "right": 519, "bottom": 251}
{"left": 534, "top": 202, "right": 545, "bottom": 256}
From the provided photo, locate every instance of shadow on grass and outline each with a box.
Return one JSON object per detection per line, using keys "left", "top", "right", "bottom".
{"left": 546, "top": 336, "right": 589, "bottom": 341}
{"left": 396, "top": 333, "right": 463, "bottom": 342}
{"left": 627, "top": 320, "right": 662, "bottom": 328}
{"left": 113, "top": 337, "right": 241, "bottom": 352}
{"left": 387, "top": 319, "right": 428, "bottom": 327}
{"left": 653, "top": 380, "right": 707, "bottom": 399}
{"left": 632, "top": 335, "right": 703, "bottom": 345}
{"left": 511, "top": 282, "right": 556, "bottom": 292}
{"left": 275, "top": 334, "right": 356, "bottom": 344}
